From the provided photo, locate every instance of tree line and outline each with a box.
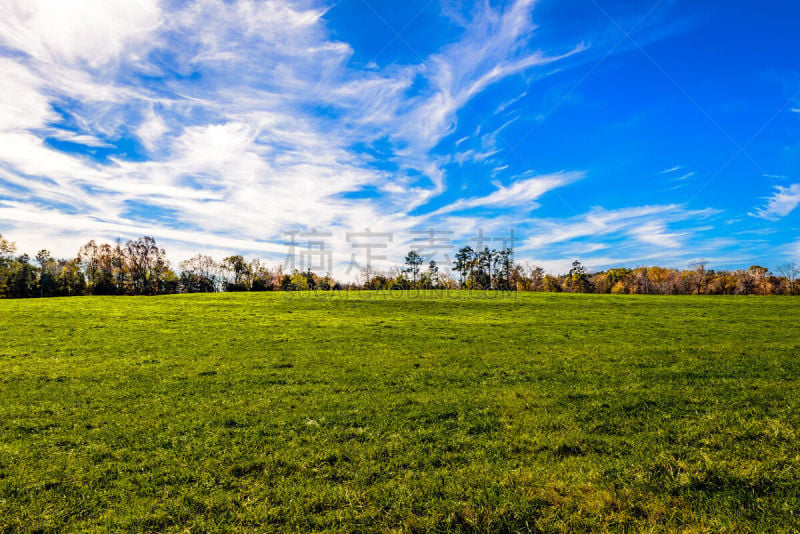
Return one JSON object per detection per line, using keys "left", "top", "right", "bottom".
{"left": 1, "top": 233, "right": 798, "bottom": 298}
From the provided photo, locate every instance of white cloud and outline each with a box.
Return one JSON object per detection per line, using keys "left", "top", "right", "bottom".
{"left": 629, "top": 221, "right": 684, "bottom": 248}
{"left": 790, "top": 240, "right": 800, "bottom": 260}
{"left": 659, "top": 165, "right": 682, "bottom": 174}
{"left": 432, "top": 171, "right": 582, "bottom": 215}
{"left": 751, "top": 184, "right": 800, "bottom": 220}
{"left": 0, "top": 59, "right": 55, "bottom": 130}
{"left": 0, "top": 0, "right": 741, "bottom": 280}
{"left": 0, "top": 202, "right": 287, "bottom": 263}
{"left": 47, "top": 131, "right": 112, "bottom": 148}
{"left": 0, "top": 0, "right": 161, "bottom": 67}
{"left": 394, "top": 0, "right": 584, "bottom": 153}
{"left": 524, "top": 205, "right": 673, "bottom": 249}
{"left": 137, "top": 105, "right": 169, "bottom": 152}
{"left": 0, "top": 0, "right": 589, "bottom": 272}
{"left": 522, "top": 204, "right": 716, "bottom": 251}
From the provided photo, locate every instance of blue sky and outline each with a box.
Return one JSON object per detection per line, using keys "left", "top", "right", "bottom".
{"left": 0, "top": 0, "right": 798, "bottom": 277}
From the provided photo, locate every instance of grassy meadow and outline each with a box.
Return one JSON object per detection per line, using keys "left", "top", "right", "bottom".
{"left": 0, "top": 291, "right": 799, "bottom": 532}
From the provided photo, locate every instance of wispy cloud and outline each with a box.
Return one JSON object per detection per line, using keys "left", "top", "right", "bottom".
{"left": 431, "top": 171, "right": 582, "bottom": 215}
{"left": 0, "top": 0, "right": 785, "bottom": 277}
{"left": 629, "top": 221, "right": 685, "bottom": 248}
{"left": 516, "top": 203, "right": 724, "bottom": 272}
{"left": 658, "top": 165, "right": 682, "bottom": 174}
{"left": 0, "top": 0, "right": 586, "bottom": 265}
{"left": 522, "top": 204, "right": 704, "bottom": 249}
{"left": 751, "top": 184, "right": 800, "bottom": 220}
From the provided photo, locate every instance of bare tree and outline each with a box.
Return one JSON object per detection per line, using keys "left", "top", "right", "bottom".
{"left": 359, "top": 265, "right": 376, "bottom": 288}
{"left": 0, "top": 234, "right": 15, "bottom": 259}
{"left": 778, "top": 263, "right": 799, "bottom": 295}
{"left": 689, "top": 262, "right": 709, "bottom": 295}
{"left": 179, "top": 254, "right": 220, "bottom": 292}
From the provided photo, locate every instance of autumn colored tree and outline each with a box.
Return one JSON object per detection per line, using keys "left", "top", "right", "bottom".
{"left": 3, "top": 230, "right": 800, "bottom": 299}
{"left": 528, "top": 266, "right": 545, "bottom": 291}
{"left": 747, "top": 265, "right": 770, "bottom": 296}
{"left": 568, "top": 260, "right": 590, "bottom": 293}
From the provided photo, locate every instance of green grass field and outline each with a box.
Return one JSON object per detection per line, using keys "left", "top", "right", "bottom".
{"left": 1, "top": 292, "right": 798, "bottom": 532}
